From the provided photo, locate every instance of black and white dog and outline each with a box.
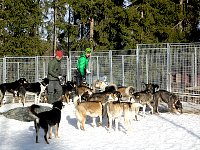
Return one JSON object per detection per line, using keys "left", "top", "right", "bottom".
{"left": 17, "top": 78, "right": 49, "bottom": 104}
{"left": 0, "top": 78, "right": 28, "bottom": 106}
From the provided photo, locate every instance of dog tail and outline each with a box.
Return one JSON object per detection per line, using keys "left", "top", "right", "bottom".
{"left": 30, "top": 104, "right": 40, "bottom": 119}
{"left": 73, "top": 96, "right": 80, "bottom": 107}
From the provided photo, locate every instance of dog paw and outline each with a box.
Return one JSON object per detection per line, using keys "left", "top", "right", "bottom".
{"left": 98, "top": 122, "right": 102, "bottom": 126}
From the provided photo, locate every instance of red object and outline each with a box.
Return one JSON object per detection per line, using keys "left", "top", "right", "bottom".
{"left": 55, "top": 50, "right": 63, "bottom": 57}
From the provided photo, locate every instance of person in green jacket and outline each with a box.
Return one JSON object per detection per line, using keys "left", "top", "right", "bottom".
{"left": 47, "top": 50, "right": 63, "bottom": 104}
{"left": 76, "top": 48, "right": 91, "bottom": 86}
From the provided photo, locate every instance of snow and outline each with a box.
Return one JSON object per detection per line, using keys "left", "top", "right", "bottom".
{"left": 0, "top": 102, "right": 200, "bottom": 150}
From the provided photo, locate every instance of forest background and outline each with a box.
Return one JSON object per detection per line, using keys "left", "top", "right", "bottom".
{"left": 0, "top": 0, "right": 200, "bottom": 56}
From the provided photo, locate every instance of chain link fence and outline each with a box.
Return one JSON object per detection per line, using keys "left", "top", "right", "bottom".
{"left": 1, "top": 43, "right": 200, "bottom": 103}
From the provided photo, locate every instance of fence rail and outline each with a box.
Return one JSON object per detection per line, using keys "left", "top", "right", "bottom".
{"left": 1, "top": 43, "right": 200, "bottom": 104}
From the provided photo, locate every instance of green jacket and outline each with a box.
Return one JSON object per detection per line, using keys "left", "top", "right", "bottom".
{"left": 77, "top": 53, "right": 89, "bottom": 77}
{"left": 47, "top": 58, "right": 62, "bottom": 80}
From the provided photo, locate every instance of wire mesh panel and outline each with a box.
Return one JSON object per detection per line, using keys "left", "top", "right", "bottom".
{"left": 0, "top": 58, "right": 3, "bottom": 83}
{"left": 170, "top": 44, "right": 200, "bottom": 94}
{"left": 90, "top": 52, "right": 110, "bottom": 82}
{"left": 37, "top": 56, "right": 52, "bottom": 81}
{"left": 111, "top": 50, "right": 137, "bottom": 87}
{"left": 5, "top": 57, "right": 36, "bottom": 82}
{"left": 69, "top": 51, "right": 110, "bottom": 85}
{"left": 136, "top": 47, "right": 168, "bottom": 91}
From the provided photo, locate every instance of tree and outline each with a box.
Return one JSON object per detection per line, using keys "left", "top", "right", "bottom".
{"left": 0, "top": 0, "right": 51, "bottom": 56}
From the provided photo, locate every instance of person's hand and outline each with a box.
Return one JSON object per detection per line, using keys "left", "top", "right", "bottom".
{"left": 82, "top": 78, "right": 86, "bottom": 84}
{"left": 58, "top": 76, "right": 63, "bottom": 79}
{"left": 86, "top": 69, "right": 91, "bottom": 74}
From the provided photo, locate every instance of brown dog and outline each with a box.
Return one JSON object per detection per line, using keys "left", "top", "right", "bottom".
{"left": 133, "top": 90, "right": 154, "bottom": 116}
{"left": 153, "top": 90, "right": 183, "bottom": 114}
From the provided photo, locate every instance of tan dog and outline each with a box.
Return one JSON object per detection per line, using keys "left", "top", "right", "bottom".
{"left": 74, "top": 93, "right": 117, "bottom": 130}
{"left": 106, "top": 101, "right": 143, "bottom": 132}
{"left": 117, "top": 86, "right": 135, "bottom": 101}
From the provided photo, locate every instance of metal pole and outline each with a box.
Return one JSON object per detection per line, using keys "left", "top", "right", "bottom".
{"left": 136, "top": 44, "right": 140, "bottom": 90}
{"left": 109, "top": 50, "right": 113, "bottom": 83}
{"left": 167, "top": 43, "right": 171, "bottom": 91}
{"left": 97, "top": 56, "right": 99, "bottom": 79}
{"left": 194, "top": 48, "right": 197, "bottom": 87}
{"left": 35, "top": 56, "right": 39, "bottom": 82}
{"left": 122, "top": 55, "right": 125, "bottom": 86}
{"left": 146, "top": 54, "right": 149, "bottom": 83}
{"left": 3, "top": 57, "right": 6, "bottom": 83}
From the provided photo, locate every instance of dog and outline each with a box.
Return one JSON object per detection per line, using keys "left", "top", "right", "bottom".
{"left": 0, "top": 78, "right": 27, "bottom": 106}
{"left": 132, "top": 90, "right": 154, "bottom": 116}
{"left": 142, "top": 82, "right": 159, "bottom": 94}
{"left": 30, "top": 100, "right": 64, "bottom": 144}
{"left": 74, "top": 96, "right": 103, "bottom": 130}
{"left": 106, "top": 100, "right": 143, "bottom": 132}
{"left": 75, "top": 84, "right": 94, "bottom": 102}
{"left": 74, "top": 92, "right": 117, "bottom": 130}
{"left": 117, "top": 86, "right": 135, "bottom": 101}
{"left": 17, "top": 78, "right": 49, "bottom": 105}
{"left": 153, "top": 90, "right": 183, "bottom": 114}
{"left": 62, "top": 80, "right": 76, "bottom": 104}
{"left": 92, "top": 79, "right": 108, "bottom": 92}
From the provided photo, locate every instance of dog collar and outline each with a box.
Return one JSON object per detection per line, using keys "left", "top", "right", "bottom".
{"left": 54, "top": 107, "right": 61, "bottom": 111}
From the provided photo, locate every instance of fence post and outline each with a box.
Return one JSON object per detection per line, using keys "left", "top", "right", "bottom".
{"left": 146, "top": 53, "right": 149, "bottom": 83}
{"left": 97, "top": 56, "right": 99, "bottom": 80}
{"left": 194, "top": 47, "right": 197, "bottom": 87}
{"left": 167, "top": 43, "right": 171, "bottom": 91}
{"left": 69, "top": 51, "right": 72, "bottom": 81}
{"left": 122, "top": 55, "right": 125, "bottom": 86}
{"left": 109, "top": 50, "right": 113, "bottom": 83}
{"left": 136, "top": 44, "right": 140, "bottom": 90}
{"left": 3, "top": 57, "right": 6, "bottom": 83}
{"left": 67, "top": 56, "right": 70, "bottom": 81}
{"left": 35, "top": 56, "right": 39, "bottom": 81}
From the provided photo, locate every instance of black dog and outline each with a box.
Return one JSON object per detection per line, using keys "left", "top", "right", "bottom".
{"left": 0, "top": 78, "right": 27, "bottom": 106}
{"left": 17, "top": 78, "right": 49, "bottom": 104}
{"left": 30, "top": 100, "right": 64, "bottom": 144}
{"left": 62, "top": 80, "right": 76, "bottom": 103}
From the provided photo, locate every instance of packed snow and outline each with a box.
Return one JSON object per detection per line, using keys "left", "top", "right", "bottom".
{"left": 0, "top": 102, "right": 200, "bottom": 150}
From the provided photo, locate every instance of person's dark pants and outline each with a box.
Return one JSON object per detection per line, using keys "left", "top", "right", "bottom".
{"left": 75, "top": 70, "right": 86, "bottom": 86}
{"left": 47, "top": 80, "right": 62, "bottom": 104}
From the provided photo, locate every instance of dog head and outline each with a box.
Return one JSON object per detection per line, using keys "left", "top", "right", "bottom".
{"left": 41, "top": 78, "right": 49, "bottom": 86}
{"left": 52, "top": 100, "right": 65, "bottom": 110}
{"left": 143, "top": 83, "right": 159, "bottom": 93}
{"left": 66, "top": 81, "right": 76, "bottom": 90}
{"left": 103, "top": 92, "right": 119, "bottom": 104}
{"left": 175, "top": 100, "right": 183, "bottom": 114}
{"left": 81, "top": 91, "right": 91, "bottom": 101}
{"left": 113, "top": 91, "right": 122, "bottom": 101}
{"left": 17, "top": 78, "right": 28, "bottom": 85}
{"left": 105, "top": 85, "right": 117, "bottom": 93}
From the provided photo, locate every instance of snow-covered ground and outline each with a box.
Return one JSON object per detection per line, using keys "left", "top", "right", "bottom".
{"left": 0, "top": 102, "right": 200, "bottom": 150}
